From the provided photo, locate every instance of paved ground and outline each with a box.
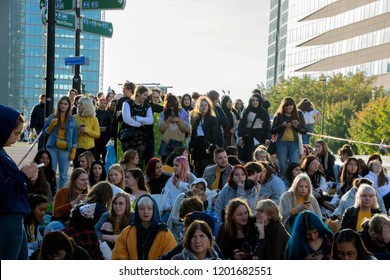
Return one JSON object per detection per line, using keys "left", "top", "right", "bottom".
{"left": 6, "top": 141, "right": 390, "bottom": 171}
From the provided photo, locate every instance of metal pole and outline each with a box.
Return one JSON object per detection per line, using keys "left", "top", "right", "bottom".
{"left": 321, "top": 79, "right": 326, "bottom": 137}
{"left": 72, "top": 0, "right": 81, "bottom": 94}
{"left": 45, "top": 0, "right": 55, "bottom": 117}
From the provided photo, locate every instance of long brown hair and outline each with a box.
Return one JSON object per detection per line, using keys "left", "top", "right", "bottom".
{"left": 190, "top": 96, "right": 216, "bottom": 121}
{"left": 54, "top": 96, "right": 72, "bottom": 128}
{"left": 66, "top": 168, "right": 89, "bottom": 201}
{"left": 274, "top": 97, "right": 299, "bottom": 119}
{"left": 223, "top": 197, "right": 253, "bottom": 237}
{"left": 108, "top": 193, "right": 132, "bottom": 231}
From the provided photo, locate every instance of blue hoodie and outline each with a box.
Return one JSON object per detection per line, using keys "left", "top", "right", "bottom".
{"left": 0, "top": 104, "right": 30, "bottom": 215}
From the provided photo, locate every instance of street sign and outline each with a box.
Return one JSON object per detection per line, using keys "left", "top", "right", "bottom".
{"left": 41, "top": 8, "right": 76, "bottom": 30}
{"left": 81, "top": 0, "right": 126, "bottom": 10}
{"left": 55, "top": 0, "right": 75, "bottom": 11}
{"left": 81, "top": 17, "right": 113, "bottom": 38}
{"left": 39, "top": 0, "right": 75, "bottom": 11}
{"left": 65, "top": 56, "right": 85, "bottom": 65}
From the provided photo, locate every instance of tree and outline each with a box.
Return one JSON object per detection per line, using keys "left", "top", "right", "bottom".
{"left": 349, "top": 97, "right": 390, "bottom": 155}
{"left": 265, "top": 72, "right": 385, "bottom": 153}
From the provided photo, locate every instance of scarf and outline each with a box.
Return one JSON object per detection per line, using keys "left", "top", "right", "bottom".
{"left": 181, "top": 247, "right": 220, "bottom": 260}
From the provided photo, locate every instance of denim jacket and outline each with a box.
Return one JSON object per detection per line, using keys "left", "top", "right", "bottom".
{"left": 43, "top": 114, "right": 78, "bottom": 151}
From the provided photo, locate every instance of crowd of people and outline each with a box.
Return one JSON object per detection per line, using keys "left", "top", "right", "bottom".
{"left": 1, "top": 83, "right": 389, "bottom": 261}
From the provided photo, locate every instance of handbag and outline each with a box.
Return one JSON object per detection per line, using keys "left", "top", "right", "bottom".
{"left": 119, "top": 127, "right": 135, "bottom": 142}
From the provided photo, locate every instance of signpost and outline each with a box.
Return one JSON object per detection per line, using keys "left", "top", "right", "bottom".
{"left": 81, "top": 17, "right": 113, "bottom": 38}
{"left": 41, "top": 8, "right": 76, "bottom": 30}
{"left": 55, "top": 0, "right": 75, "bottom": 11}
{"left": 65, "top": 56, "right": 85, "bottom": 65}
{"left": 40, "top": 0, "right": 124, "bottom": 93}
{"left": 81, "top": 0, "right": 126, "bottom": 10}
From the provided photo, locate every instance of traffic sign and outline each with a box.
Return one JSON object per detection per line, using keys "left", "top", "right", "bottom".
{"left": 55, "top": 0, "right": 75, "bottom": 11}
{"left": 41, "top": 8, "right": 76, "bottom": 30}
{"left": 81, "top": 0, "right": 126, "bottom": 10}
{"left": 39, "top": 0, "right": 75, "bottom": 11}
{"left": 81, "top": 17, "right": 113, "bottom": 38}
{"left": 65, "top": 56, "right": 85, "bottom": 65}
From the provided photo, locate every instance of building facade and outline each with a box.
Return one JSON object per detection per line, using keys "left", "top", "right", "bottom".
{"left": 266, "top": 0, "right": 289, "bottom": 89}
{"left": 0, "top": 0, "right": 102, "bottom": 117}
{"left": 267, "top": 0, "right": 390, "bottom": 88}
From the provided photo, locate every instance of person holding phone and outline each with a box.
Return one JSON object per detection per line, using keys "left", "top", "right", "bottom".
{"left": 0, "top": 104, "right": 39, "bottom": 259}
{"left": 271, "top": 97, "right": 306, "bottom": 178}
{"left": 279, "top": 174, "right": 322, "bottom": 232}
{"left": 285, "top": 211, "right": 334, "bottom": 260}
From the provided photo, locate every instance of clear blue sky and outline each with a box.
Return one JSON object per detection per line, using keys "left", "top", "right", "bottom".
{"left": 102, "top": 0, "right": 270, "bottom": 103}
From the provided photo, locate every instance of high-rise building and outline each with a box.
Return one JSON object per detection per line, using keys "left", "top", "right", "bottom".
{"left": 266, "top": 0, "right": 289, "bottom": 89}
{"left": 267, "top": 0, "right": 390, "bottom": 88}
{"left": 0, "top": 0, "right": 102, "bottom": 117}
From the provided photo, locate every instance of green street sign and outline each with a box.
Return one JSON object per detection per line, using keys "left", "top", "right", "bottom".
{"left": 41, "top": 7, "right": 76, "bottom": 31}
{"left": 55, "top": 0, "right": 75, "bottom": 11}
{"left": 81, "top": 17, "right": 113, "bottom": 38}
{"left": 56, "top": 11, "right": 76, "bottom": 30}
{"left": 39, "top": 0, "right": 75, "bottom": 11}
{"left": 81, "top": 0, "right": 126, "bottom": 10}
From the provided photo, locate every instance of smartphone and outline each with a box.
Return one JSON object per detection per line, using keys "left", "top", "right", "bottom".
{"left": 312, "top": 250, "right": 322, "bottom": 257}
{"left": 37, "top": 163, "right": 45, "bottom": 168}
{"left": 304, "top": 201, "right": 310, "bottom": 205}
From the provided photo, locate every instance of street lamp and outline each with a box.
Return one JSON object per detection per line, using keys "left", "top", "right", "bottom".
{"left": 319, "top": 76, "right": 327, "bottom": 137}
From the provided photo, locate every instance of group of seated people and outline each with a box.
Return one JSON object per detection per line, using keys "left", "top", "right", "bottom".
{"left": 23, "top": 134, "right": 390, "bottom": 260}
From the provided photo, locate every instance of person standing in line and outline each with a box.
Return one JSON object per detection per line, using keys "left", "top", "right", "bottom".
{"left": 189, "top": 96, "right": 219, "bottom": 177}
{"left": 121, "top": 85, "right": 153, "bottom": 168}
{"left": 30, "top": 93, "right": 46, "bottom": 151}
{"left": 271, "top": 97, "right": 307, "bottom": 178}
{"left": 0, "top": 104, "right": 39, "bottom": 259}
{"left": 73, "top": 97, "right": 100, "bottom": 168}
{"left": 110, "top": 81, "right": 136, "bottom": 156}
{"left": 296, "top": 98, "right": 320, "bottom": 145}
{"left": 67, "top": 88, "right": 78, "bottom": 115}
{"left": 206, "top": 90, "right": 227, "bottom": 148}
{"left": 43, "top": 96, "right": 78, "bottom": 189}
{"left": 237, "top": 93, "right": 271, "bottom": 163}
{"left": 95, "top": 98, "right": 112, "bottom": 164}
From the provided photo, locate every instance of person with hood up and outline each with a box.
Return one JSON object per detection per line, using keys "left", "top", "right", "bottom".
{"left": 112, "top": 194, "right": 177, "bottom": 259}
{"left": 0, "top": 104, "right": 39, "bottom": 259}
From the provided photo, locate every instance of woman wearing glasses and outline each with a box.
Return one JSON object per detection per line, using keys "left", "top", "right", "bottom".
{"left": 253, "top": 199, "right": 290, "bottom": 260}
{"left": 331, "top": 228, "right": 376, "bottom": 260}
{"left": 340, "top": 184, "right": 381, "bottom": 231}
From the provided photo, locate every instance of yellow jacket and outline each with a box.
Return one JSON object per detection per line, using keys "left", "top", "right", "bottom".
{"left": 74, "top": 115, "right": 100, "bottom": 149}
{"left": 112, "top": 225, "right": 177, "bottom": 260}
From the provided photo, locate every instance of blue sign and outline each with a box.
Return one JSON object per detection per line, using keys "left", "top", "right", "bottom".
{"left": 65, "top": 56, "right": 85, "bottom": 65}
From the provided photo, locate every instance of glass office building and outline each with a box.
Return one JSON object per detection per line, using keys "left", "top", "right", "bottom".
{"left": 283, "top": 0, "right": 390, "bottom": 88}
{"left": 0, "top": 0, "right": 102, "bottom": 117}
{"left": 266, "top": 0, "right": 289, "bottom": 88}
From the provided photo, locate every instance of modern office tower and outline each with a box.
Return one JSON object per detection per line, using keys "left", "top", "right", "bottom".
{"left": 0, "top": 1, "right": 102, "bottom": 116}
{"left": 285, "top": 0, "right": 390, "bottom": 88}
{"left": 266, "top": 0, "right": 289, "bottom": 88}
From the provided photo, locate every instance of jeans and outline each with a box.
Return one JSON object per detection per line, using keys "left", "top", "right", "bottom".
{"left": 302, "top": 124, "right": 314, "bottom": 144}
{"left": 47, "top": 147, "right": 70, "bottom": 189}
{"left": 0, "top": 214, "right": 28, "bottom": 260}
{"left": 276, "top": 140, "right": 299, "bottom": 178}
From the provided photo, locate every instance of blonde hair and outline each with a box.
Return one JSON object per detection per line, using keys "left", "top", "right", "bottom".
{"left": 355, "top": 184, "right": 379, "bottom": 209}
{"left": 289, "top": 173, "right": 313, "bottom": 206}
{"left": 107, "top": 164, "right": 125, "bottom": 190}
{"left": 79, "top": 97, "right": 96, "bottom": 117}
{"left": 256, "top": 199, "right": 282, "bottom": 222}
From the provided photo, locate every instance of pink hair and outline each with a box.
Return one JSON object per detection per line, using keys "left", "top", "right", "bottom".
{"left": 172, "top": 156, "right": 189, "bottom": 185}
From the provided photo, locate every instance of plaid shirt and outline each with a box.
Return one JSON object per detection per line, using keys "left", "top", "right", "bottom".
{"left": 62, "top": 227, "right": 103, "bottom": 260}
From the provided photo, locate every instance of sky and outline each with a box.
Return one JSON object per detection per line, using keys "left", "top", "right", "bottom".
{"left": 102, "top": 0, "right": 270, "bottom": 103}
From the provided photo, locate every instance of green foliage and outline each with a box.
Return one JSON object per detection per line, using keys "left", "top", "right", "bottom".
{"left": 265, "top": 72, "right": 385, "bottom": 154}
{"left": 349, "top": 97, "right": 390, "bottom": 154}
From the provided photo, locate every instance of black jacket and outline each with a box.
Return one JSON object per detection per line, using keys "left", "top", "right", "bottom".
{"left": 340, "top": 206, "right": 381, "bottom": 231}
{"left": 30, "top": 102, "right": 45, "bottom": 130}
